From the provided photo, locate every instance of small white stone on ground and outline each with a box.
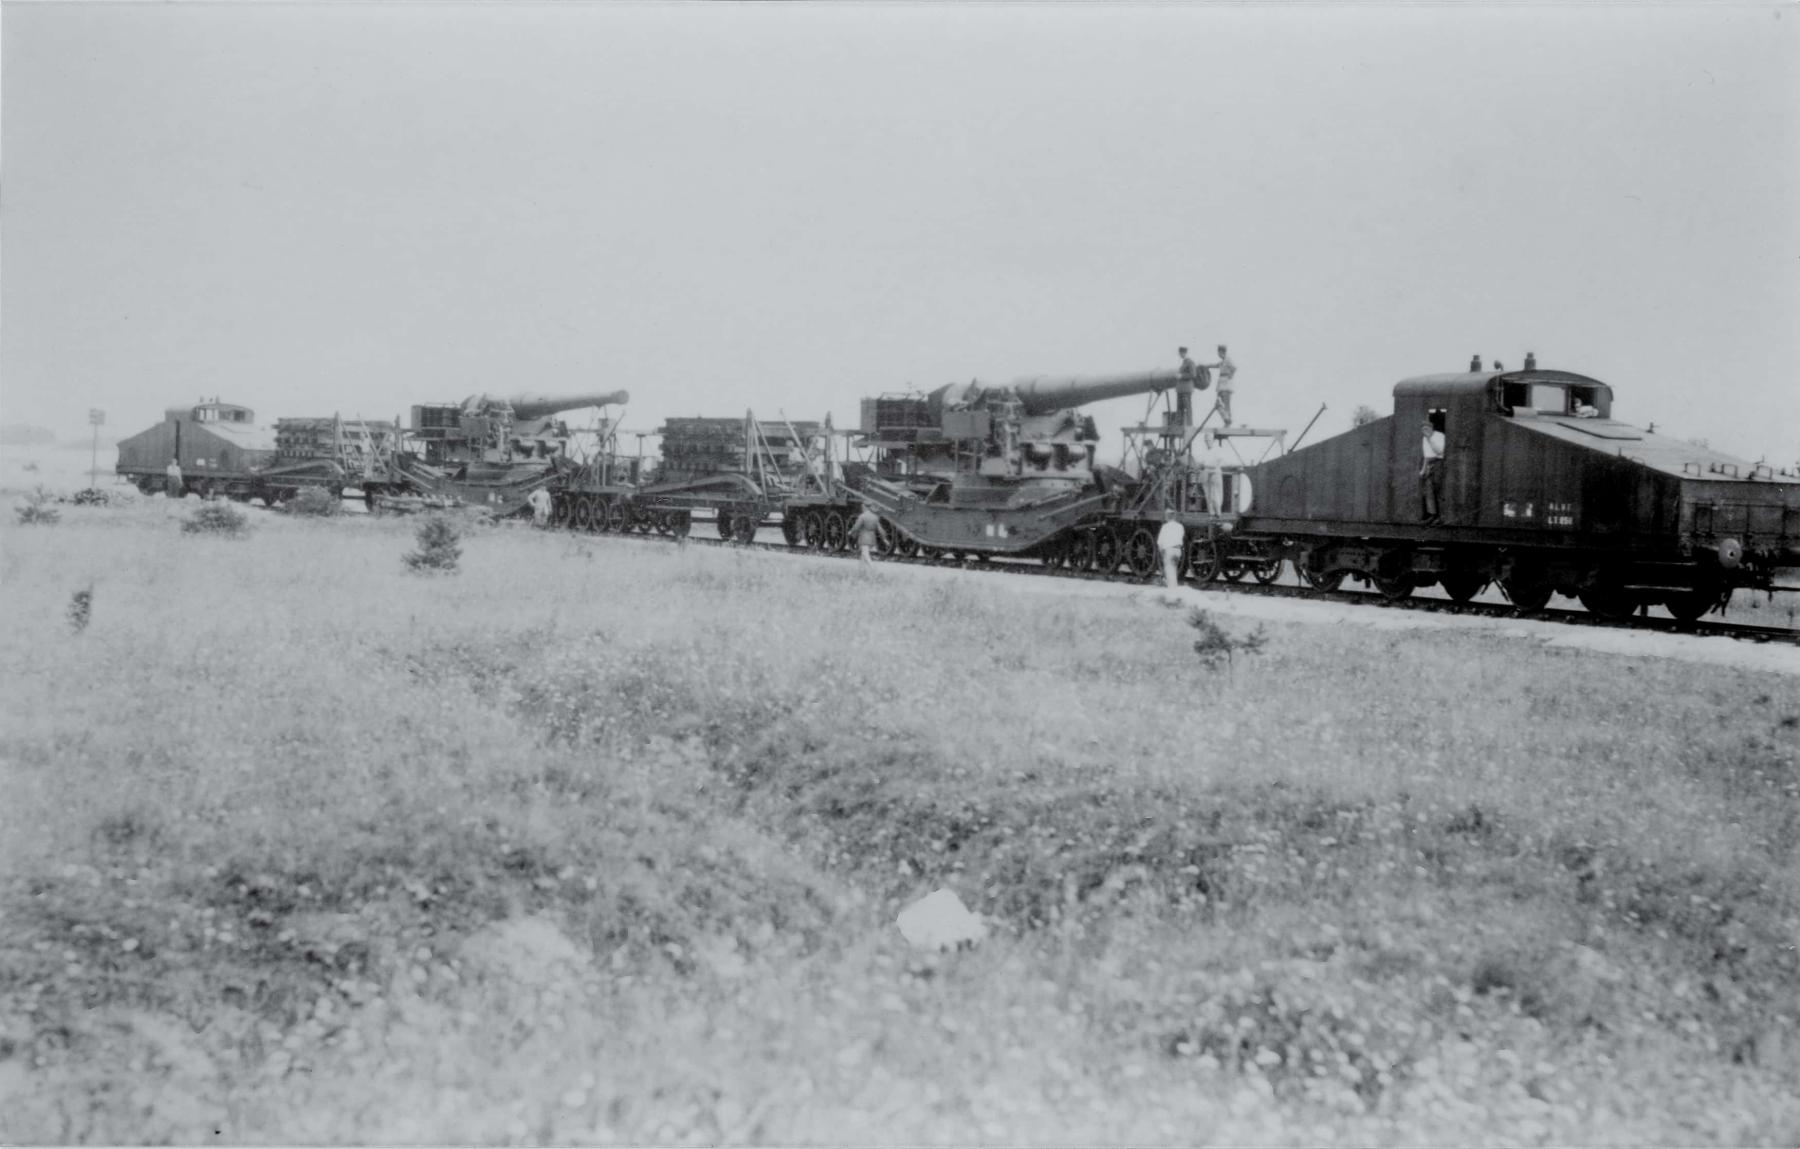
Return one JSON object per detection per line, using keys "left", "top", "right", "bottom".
{"left": 896, "top": 888, "right": 987, "bottom": 951}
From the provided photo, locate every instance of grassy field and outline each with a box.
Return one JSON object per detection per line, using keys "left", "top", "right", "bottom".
{"left": 2, "top": 496, "right": 1798, "bottom": 1144}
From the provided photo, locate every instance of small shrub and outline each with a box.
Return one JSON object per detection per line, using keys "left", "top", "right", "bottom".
{"left": 181, "top": 500, "right": 250, "bottom": 537}
{"left": 1188, "top": 609, "right": 1267, "bottom": 671}
{"left": 14, "top": 486, "right": 61, "bottom": 525}
{"left": 70, "top": 488, "right": 111, "bottom": 506}
{"left": 404, "top": 515, "right": 463, "bottom": 574}
{"left": 68, "top": 586, "right": 93, "bottom": 634}
{"left": 282, "top": 487, "right": 342, "bottom": 517}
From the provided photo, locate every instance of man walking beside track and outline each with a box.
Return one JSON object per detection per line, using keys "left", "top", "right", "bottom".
{"left": 851, "top": 505, "right": 882, "bottom": 569}
{"left": 527, "top": 486, "right": 553, "bottom": 527}
{"left": 1157, "top": 509, "right": 1185, "bottom": 592}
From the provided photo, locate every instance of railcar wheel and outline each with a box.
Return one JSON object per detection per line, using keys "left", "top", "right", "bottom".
{"left": 1093, "top": 530, "right": 1122, "bottom": 574}
{"left": 1252, "top": 557, "right": 1283, "bottom": 585}
{"left": 716, "top": 511, "right": 735, "bottom": 541}
{"left": 895, "top": 534, "right": 919, "bottom": 558}
{"left": 802, "top": 510, "right": 825, "bottom": 550}
{"left": 1664, "top": 589, "right": 1717, "bottom": 623}
{"left": 1125, "top": 527, "right": 1159, "bottom": 580}
{"left": 1373, "top": 573, "right": 1414, "bottom": 602}
{"left": 875, "top": 520, "right": 898, "bottom": 556}
{"left": 1439, "top": 572, "right": 1486, "bottom": 604}
{"left": 1223, "top": 562, "right": 1249, "bottom": 583}
{"left": 552, "top": 498, "right": 572, "bottom": 528}
{"left": 1069, "top": 531, "right": 1098, "bottom": 572}
{"left": 1040, "top": 538, "right": 1066, "bottom": 571}
{"left": 919, "top": 546, "right": 942, "bottom": 560}
{"left": 1578, "top": 585, "right": 1636, "bottom": 620}
{"left": 823, "top": 511, "right": 848, "bottom": 552}
{"left": 1301, "top": 567, "right": 1345, "bottom": 594}
{"left": 606, "top": 501, "right": 628, "bottom": 533}
{"left": 781, "top": 515, "right": 801, "bottom": 546}
{"left": 1186, "top": 537, "right": 1222, "bottom": 583}
{"left": 1502, "top": 576, "right": 1554, "bottom": 615}
{"left": 733, "top": 511, "right": 758, "bottom": 544}
{"left": 654, "top": 511, "right": 674, "bottom": 536}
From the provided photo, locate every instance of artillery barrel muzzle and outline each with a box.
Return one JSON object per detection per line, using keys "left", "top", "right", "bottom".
{"left": 465, "top": 391, "right": 631, "bottom": 419}
{"left": 1008, "top": 369, "right": 1185, "bottom": 415}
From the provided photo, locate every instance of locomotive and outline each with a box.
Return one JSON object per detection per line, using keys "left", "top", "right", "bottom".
{"left": 115, "top": 398, "right": 396, "bottom": 505}
{"left": 1242, "top": 359, "right": 1800, "bottom": 619}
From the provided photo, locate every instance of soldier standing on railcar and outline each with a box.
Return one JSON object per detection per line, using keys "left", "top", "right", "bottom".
{"left": 1207, "top": 346, "right": 1237, "bottom": 426}
{"left": 1420, "top": 420, "right": 1445, "bottom": 524}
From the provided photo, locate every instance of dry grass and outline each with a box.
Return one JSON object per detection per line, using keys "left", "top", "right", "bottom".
{"left": 1, "top": 502, "right": 1798, "bottom": 1144}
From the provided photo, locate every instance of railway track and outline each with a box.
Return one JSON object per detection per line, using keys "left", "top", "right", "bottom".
{"left": 544, "top": 516, "right": 1800, "bottom": 647}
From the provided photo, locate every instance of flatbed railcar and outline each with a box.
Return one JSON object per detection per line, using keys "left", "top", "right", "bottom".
{"left": 549, "top": 411, "right": 870, "bottom": 546}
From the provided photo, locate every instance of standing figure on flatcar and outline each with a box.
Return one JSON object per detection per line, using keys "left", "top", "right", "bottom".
{"left": 1207, "top": 346, "right": 1237, "bottom": 426}
{"left": 1419, "top": 420, "right": 1445, "bottom": 524}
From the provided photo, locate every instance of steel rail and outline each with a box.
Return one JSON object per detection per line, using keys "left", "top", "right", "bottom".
{"left": 534, "top": 516, "right": 1800, "bottom": 647}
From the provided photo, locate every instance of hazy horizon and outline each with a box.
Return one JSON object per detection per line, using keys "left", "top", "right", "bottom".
{"left": 4, "top": 3, "right": 1796, "bottom": 465}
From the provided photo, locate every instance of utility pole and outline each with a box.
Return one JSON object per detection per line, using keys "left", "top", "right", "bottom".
{"left": 88, "top": 408, "right": 105, "bottom": 488}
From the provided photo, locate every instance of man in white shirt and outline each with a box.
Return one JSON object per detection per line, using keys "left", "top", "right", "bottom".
{"left": 1420, "top": 421, "right": 1445, "bottom": 523}
{"left": 526, "top": 486, "right": 554, "bottom": 527}
{"left": 1157, "top": 510, "right": 1186, "bottom": 591}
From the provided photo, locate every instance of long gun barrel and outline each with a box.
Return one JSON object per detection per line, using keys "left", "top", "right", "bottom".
{"left": 1005, "top": 369, "right": 1186, "bottom": 415}
{"left": 463, "top": 390, "right": 631, "bottom": 420}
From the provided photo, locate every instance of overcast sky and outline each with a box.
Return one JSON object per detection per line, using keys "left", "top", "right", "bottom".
{"left": 4, "top": 2, "right": 1796, "bottom": 464}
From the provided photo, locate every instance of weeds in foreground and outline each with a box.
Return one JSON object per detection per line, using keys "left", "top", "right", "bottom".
{"left": 14, "top": 485, "right": 61, "bottom": 525}
{"left": 181, "top": 500, "right": 250, "bottom": 537}
{"left": 282, "top": 486, "right": 342, "bottom": 517}
{"left": 1189, "top": 608, "right": 1267, "bottom": 670}
{"left": 67, "top": 585, "right": 94, "bottom": 634}
{"left": 404, "top": 515, "right": 463, "bottom": 574}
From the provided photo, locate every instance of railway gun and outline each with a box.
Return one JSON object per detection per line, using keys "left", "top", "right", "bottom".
{"left": 847, "top": 355, "right": 1287, "bottom": 577}
{"left": 370, "top": 389, "right": 629, "bottom": 514}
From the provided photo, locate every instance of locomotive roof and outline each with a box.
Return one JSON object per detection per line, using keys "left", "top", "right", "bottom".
{"left": 1512, "top": 417, "right": 1784, "bottom": 484}
{"left": 1392, "top": 369, "right": 1611, "bottom": 397}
